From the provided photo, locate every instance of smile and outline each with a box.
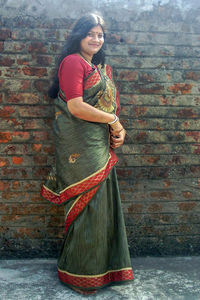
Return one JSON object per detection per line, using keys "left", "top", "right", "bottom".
{"left": 89, "top": 44, "right": 100, "bottom": 47}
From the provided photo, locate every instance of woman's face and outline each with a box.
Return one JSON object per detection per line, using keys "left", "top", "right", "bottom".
{"left": 80, "top": 25, "right": 104, "bottom": 57}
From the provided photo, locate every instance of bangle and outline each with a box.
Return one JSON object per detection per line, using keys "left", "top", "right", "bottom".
{"left": 108, "top": 114, "right": 119, "bottom": 125}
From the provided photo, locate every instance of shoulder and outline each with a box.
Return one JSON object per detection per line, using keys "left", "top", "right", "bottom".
{"left": 60, "top": 54, "right": 85, "bottom": 69}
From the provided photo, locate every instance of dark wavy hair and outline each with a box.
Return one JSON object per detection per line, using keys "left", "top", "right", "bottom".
{"left": 48, "top": 13, "right": 106, "bottom": 98}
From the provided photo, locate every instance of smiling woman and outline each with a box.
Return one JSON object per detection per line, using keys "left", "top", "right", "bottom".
{"left": 41, "top": 13, "right": 133, "bottom": 295}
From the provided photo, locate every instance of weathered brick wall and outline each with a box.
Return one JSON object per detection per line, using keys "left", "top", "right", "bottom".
{"left": 0, "top": 0, "right": 200, "bottom": 257}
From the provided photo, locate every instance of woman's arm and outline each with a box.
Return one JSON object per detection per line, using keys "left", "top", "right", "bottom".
{"left": 67, "top": 97, "right": 126, "bottom": 148}
{"left": 67, "top": 96, "right": 119, "bottom": 125}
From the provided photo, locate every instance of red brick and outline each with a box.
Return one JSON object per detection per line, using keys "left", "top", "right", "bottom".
{"left": 33, "top": 155, "right": 47, "bottom": 165}
{"left": 46, "top": 228, "right": 64, "bottom": 239}
{"left": 127, "top": 204, "right": 143, "bottom": 213}
{"left": 0, "top": 157, "right": 9, "bottom": 167}
{"left": 118, "top": 70, "right": 138, "bottom": 81}
{"left": 184, "top": 71, "right": 200, "bottom": 81}
{"left": 139, "top": 72, "right": 155, "bottom": 83}
{"left": 0, "top": 29, "right": 11, "bottom": 40}
{"left": 0, "top": 203, "right": 10, "bottom": 214}
{"left": 0, "top": 106, "right": 15, "bottom": 118}
{"left": 12, "top": 181, "right": 20, "bottom": 190}
{"left": 148, "top": 203, "right": 163, "bottom": 212}
{"left": 7, "top": 93, "right": 40, "bottom": 104}
{"left": 0, "top": 132, "right": 12, "bottom": 143}
{"left": 17, "top": 58, "right": 30, "bottom": 65}
{"left": 32, "top": 167, "right": 50, "bottom": 179}
{"left": 0, "top": 181, "right": 10, "bottom": 191}
{"left": 186, "top": 131, "right": 200, "bottom": 142}
{"left": 32, "top": 131, "right": 51, "bottom": 142}
{"left": 47, "top": 216, "right": 64, "bottom": 227}
{"left": 193, "top": 144, "right": 200, "bottom": 154}
{"left": 135, "top": 132, "right": 148, "bottom": 142}
{"left": 178, "top": 202, "right": 196, "bottom": 211}
{"left": 169, "top": 83, "right": 193, "bottom": 94}
{"left": 0, "top": 56, "right": 15, "bottom": 66}
{"left": 150, "top": 191, "right": 173, "bottom": 200}
{"left": 131, "top": 83, "right": 164, "bottom": 94}
{"left": 22, "top": 66, "right": 48, "bottom": 77}
{"left": 36, "top": 55, "right": 52, "bottom": 66}
{"left": 50, "top": 43, "right": 62, "bottom": 53}
{"left": 32, "top": 144, "right": 42, "bottom": 153}
{"left": 1, "top": 79, "right": 31, "bottom": 91}
{"left": 43, "top": 145, "right": 55, "bottom": 154}
{"left": 1, "top": 144, "right": 29, "bottom": 155}
{"left": 3, "top": 67, "right": 22, "bottom": 78}
{"left": 0, "top": 42, "right": 4, "bottom": 52}
{"left": 12, "top": 156, "right": 24, "bottom": 165}
{"left": 176, "top": 108, "right": 198, "bottom": 118}
{"left": 2, "top": 168, "right": 29, "bottom": 179}
{"left": 2, "top": 191, "right": 29, "bottom": 201}
{"left": 4, "top": 41, "right": 26, "bottom": 53}
{"left": 182, "top": 191, "right": 193, "bottom": 199}
{"left": 28, "top": 42, "right": 47, "bottom": 53}
{"left": 18, "top": 106, "right": 52, "bottom": 117}
{"left": 30, "top": 193, "right": 45, "bottom": 203}
{"left": 1, "top": 215, "right": 45, "bottom": 226}
{"left": 10, "top": 204, "right": 48, "bottom": 215}
{"left": 12, "top": 228, "right": 44, "bottom": 239}
{"left": 47, "top": 206, "right": 64, "bottom": 215}
{"left": 34, "top": 80, "right": 49, "bottom": 92}
{"left": 24, "top": 119, "right": 44, "bottom": 130}
{"left": 12, "top": 131, "right": 30, "bottom": 142}
{"left": 0, "top": 79, "right": 5, "bottom": 88}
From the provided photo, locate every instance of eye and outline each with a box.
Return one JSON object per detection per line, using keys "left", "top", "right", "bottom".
{"left": 87, "top": 32, "right": 93, "bottom": 37}
{"left": 98, "top": 34, "right": 104, "bottom": 39}
{"left": 87, "top": 32, "right": 104, "bottom": 39}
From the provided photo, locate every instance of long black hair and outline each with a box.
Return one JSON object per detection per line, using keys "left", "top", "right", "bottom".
{"left": 48, "top": 13, "right": 106, "bottom": 99}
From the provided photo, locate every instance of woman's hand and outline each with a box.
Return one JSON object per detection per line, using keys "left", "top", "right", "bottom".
{"left": 110, "top": 127, "right": 126, "bottom": 149}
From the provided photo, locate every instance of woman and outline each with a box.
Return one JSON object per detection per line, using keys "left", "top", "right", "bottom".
{"left": 41, "top": 13, "right": 133, "bottom": 295}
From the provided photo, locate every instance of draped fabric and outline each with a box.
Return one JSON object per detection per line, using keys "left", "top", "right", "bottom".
{"left": 41, "top": 62, "right": 133, "bottom": 291}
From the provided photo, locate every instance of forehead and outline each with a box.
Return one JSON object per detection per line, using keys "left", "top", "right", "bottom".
{"left": 89, "top": 25, "right": 103, "bottom": 33}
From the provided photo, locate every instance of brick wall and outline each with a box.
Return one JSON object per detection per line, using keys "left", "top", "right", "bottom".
{"left": 0, "top": 0, "right": 200, "bottom": 257}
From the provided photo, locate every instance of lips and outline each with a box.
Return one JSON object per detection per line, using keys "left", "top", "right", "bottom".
{"left": 89, "top": 44, "right": 100, "bottom": 47}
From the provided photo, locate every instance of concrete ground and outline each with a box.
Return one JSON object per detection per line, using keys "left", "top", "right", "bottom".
{"left": 0, "top": 257, "right": 200, "bottom": 300}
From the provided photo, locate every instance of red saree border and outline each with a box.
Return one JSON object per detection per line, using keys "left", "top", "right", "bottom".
{"left": 65, "top": 185, "right": 99, "bottom": 232}
{"left": 58, "top": 267, "right": 133, "bottom": 289}
{"left": 41, "top": 150, "right": 118, "bottom": 205}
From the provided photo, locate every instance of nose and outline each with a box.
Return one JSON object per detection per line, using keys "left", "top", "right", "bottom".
{"left": 92, "top": 34, "right": 99, "bottom": 41}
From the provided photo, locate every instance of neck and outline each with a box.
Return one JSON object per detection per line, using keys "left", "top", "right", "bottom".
{"left": 79, "top": 51, "right": 93, "bottom": 64}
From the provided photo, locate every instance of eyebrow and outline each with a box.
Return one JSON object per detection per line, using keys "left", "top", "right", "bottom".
{"left": 88, "top": 31, "right": 103, "bottom": 34}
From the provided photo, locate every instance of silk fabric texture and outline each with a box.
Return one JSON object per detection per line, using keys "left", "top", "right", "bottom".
{"left": 41, "top": 61, "right": 133, "bottom": 290}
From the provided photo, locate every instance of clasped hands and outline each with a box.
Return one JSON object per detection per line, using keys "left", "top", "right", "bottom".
{"left": 109, "top": 120, "right": 126, "bottom": 149}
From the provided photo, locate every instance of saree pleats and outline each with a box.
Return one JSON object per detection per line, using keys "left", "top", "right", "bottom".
{"left": 41, "top": 63, "right": 133, "bottom": 290}
{"left": 57, "top": 168, "right": 133, "bottom": 289}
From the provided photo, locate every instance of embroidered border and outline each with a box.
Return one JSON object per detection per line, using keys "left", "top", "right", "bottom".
{"left": 64, "top": 185, "right": 100, "bottom": 232}
{"left": 41, "top": 150, "right": 118, "bottom": 205}
{"left": 58, "top": 267, "right": 133, "bottom": 288}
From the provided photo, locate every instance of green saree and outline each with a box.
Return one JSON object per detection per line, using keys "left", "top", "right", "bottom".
{"left": 41, "top": 63, "right": 133, "bottom": 290}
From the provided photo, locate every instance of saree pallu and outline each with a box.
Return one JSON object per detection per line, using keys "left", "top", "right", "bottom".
{"left": 41, "top": 64, "right": 133, "bottom": 291}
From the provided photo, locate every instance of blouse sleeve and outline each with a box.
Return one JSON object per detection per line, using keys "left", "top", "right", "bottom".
{"left": 58, "top": 56, "right": 84, "bottom": 101}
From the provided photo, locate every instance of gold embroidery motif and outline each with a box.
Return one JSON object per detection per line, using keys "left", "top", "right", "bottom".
{"left": 55, "top": 111, "right": 62, "bottom": 119}
{"left": 47, "top": 175, "right": 56, "bottom": 181}
{"left": 95, "top": 77, "right": 115, "bottom": 113}
{"left": 69, "top": 153, "right": 81, "bottom": 164}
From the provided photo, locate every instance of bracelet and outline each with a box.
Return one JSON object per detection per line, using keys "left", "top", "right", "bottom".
{"left": 108, "top": 114, "right": 119, "bottom": 125}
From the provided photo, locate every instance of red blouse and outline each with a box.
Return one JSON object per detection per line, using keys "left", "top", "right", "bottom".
{"left": 58, "top": 53, "right": 120, "bottom": 115}
{"left": 58, "top": 54, "right": 95, "bottom": 101}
